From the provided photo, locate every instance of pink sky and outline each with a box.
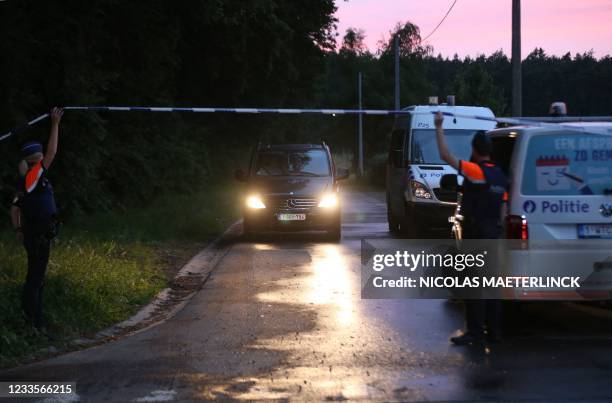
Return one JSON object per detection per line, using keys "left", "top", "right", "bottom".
{"left": 335, "top": 0, "right": 612, "bottom": 58}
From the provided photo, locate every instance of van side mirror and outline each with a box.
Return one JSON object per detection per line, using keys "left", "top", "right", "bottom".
{"left": 336, "top": 168, "right": 349, "bottom": 180}
{"left": 440, "top": 174, "right": 458, "bottom": 191}
{"left": 234, "top": 169, "right": 247, "bottom": 182}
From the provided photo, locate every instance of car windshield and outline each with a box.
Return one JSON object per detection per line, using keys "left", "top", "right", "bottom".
{"left": 254, "top": 149, "right": 330, "bottom": 176}
{"left": 521, "top": 132, "right": 612, "bottom": 195}
{"left": 411, "top": 129, "right": 476, "bottom": 164}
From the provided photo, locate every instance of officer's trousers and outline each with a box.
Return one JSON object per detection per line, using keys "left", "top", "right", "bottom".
{"left": 22, "top": 234, "right": 51, "bottom": 328}
{"left": 463, "top": 220, "right": 503, "bottom": 338}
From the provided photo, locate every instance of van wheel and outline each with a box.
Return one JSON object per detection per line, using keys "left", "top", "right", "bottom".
{"left": 387, "top": 199, "right": 400, "bottom": 233}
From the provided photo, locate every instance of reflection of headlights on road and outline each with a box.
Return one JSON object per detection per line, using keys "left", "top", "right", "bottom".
{"left": 411, "top": 180, "right": 432, "bottom": 199}
{"left": 318, "top": 193, "right": 338, "bottom": 208}
{"left": 246, "top": 195, "right": 266, "bottom": 209}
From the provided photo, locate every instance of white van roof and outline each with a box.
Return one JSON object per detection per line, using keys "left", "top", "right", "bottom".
{"left": 489, "top": 122, "right": 612, "bottom": 137}
{"left": 397, "top": 104, "right": 496, "bottom": 131}
{"left": 403, "top": 104, "right": 495, "bottom": 117}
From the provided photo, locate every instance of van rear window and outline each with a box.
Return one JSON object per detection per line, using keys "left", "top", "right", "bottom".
{"left": 521, "top": 132, "right": 612, "bottom": 196}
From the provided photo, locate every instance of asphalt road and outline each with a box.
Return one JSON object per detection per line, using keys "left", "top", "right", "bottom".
{"left": 2, "top": 190, "right": 612, "bottom": 402}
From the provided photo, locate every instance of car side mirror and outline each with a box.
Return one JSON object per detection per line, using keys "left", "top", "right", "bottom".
{"left": 336, "top": 168, "right": 350, "bottom": 181}
{"left": 234, "top": 169, "right": 247, "bottom": 182}
{"left": 440, "top": 174, "right": 458, "bottom": 192}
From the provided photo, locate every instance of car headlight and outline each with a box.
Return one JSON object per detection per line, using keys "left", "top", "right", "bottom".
{"left": 411, "top": 180, "right": 432, "bottom": 199}
{"left": 246, "top": 195, "right": 266, "bottom": 209}
{"left": 318, "top": 193, "right": 338, "bottom": 208}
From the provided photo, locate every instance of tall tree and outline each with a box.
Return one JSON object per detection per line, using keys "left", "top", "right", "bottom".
{"left": 341, "top": 28, "right": 368, "bottom": 55}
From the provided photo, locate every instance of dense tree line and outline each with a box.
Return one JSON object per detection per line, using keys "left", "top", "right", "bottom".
{"left": 322, "top": 24, "right": 612, "bottom": 164}
{"left": 0, "top": 0, "right": 336, "bottom": 216}
{"left": 1, "top": 1, "right": 610, "bottom": 219}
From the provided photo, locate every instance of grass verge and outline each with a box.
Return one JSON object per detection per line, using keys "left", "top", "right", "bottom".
{"left": 0, "top": 185, "right": 239, "bottom": 367}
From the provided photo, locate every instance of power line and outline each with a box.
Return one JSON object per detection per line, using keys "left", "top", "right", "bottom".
{"left": 421, "top": 0, "right": 459, "bottom": 43}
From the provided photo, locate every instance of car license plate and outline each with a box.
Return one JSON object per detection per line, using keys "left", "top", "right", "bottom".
{"left": 278, "top": 213, "right": 306, "bottom": 221}
{"left": 578, "top": 224, "right": 612, "bottom": 239}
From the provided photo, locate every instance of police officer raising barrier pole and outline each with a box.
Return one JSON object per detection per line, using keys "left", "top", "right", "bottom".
{"left": 434, "top": 111, "right": 509, "bottom": 346}
{"left": 10, "top": 107, "right": 63, "bottom": 331}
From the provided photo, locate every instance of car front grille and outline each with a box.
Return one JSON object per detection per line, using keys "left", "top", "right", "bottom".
{"left": 433, "top": 188, "right": 457, "bottom": 203}
{"left": 273, "top": 197, "right": 318, "bottom": 210}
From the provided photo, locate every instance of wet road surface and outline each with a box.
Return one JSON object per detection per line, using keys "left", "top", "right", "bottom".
{"left": 2, "top": 190, "right": 612, "bottom": 401}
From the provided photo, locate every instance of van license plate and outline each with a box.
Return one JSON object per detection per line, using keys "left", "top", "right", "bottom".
{"left": 578, "top": 224, "right": 612, "bottom": 239}
{"left": 278, "top": 213, "right": 306, "bottom": 221}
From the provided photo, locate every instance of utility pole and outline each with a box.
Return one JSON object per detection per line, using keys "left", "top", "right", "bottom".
{"left": 357, "top": 72, "right": 364, "bottom": 177}
{"left": 394, "top": 36, "right": 400, "bottom": 111}
{"left": 512, "top": 0, "right": 522, "bottom": 116}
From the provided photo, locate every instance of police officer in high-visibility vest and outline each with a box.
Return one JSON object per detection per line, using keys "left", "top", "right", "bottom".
{"left": 434, "top": 112, "right": 508, "bottom": 345}
{"left": 10, "top": 107, "right": 63, "bottom": 330}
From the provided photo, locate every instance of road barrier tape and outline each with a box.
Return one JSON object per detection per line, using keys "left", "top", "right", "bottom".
{"left": 2, "top": 106, "right": 612, "bottom": 143}
{"left": 0, "top": 106, "right": 409, "bottom": 142}
{"left": 0, "top": 113, "right": 50, "bottom": 142}
{"left": 62, "top": 106, "right": 402, "bottom": 115}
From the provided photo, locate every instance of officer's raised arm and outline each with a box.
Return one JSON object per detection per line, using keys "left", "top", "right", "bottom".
{"left": 434, "top": 111, "right": 459, "bottom": 170}
{"left": 42, "top": 107, "right": 63, "bottom": 170}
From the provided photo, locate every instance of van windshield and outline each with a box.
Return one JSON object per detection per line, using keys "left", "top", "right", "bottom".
{"left": 411, "top": 129, "right": 476, "bottom": 164}
{"left": 254, "top": 149, "right": 330, "bottom": 177}
{"left": 521, "top": 132, "right": 612, "bottom": 196}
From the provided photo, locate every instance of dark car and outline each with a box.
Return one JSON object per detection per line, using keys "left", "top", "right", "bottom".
{"left": 235, "top": 143, "right": 349, "bottom": 240}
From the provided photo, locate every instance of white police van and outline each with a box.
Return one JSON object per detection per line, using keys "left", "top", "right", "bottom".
{"left": 386, "top": 97, "right": 496, "bottom": 236}
{"left": 487, "top": 117, "right": 612, "bottom": 299}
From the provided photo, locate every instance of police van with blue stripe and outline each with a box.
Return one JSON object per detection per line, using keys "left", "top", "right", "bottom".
{"left": 386, "top": 96, "right": 496, "bottom": 236}
{"left": 487, "top": 103, "right": 612, "bottom": 299}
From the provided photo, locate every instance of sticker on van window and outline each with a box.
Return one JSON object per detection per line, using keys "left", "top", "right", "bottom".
{"left": 522, "top": 134, "right": 612, "bottom": 196}
{"left": 536, "top": 156, "right": 570, "bottom": 191}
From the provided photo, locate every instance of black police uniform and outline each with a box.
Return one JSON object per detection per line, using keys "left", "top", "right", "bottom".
{"left": 458, "top": 159, "right": 508, "bottom": 340}
{"left": 13, "top": 161, "right": 58, "bottom": 328}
